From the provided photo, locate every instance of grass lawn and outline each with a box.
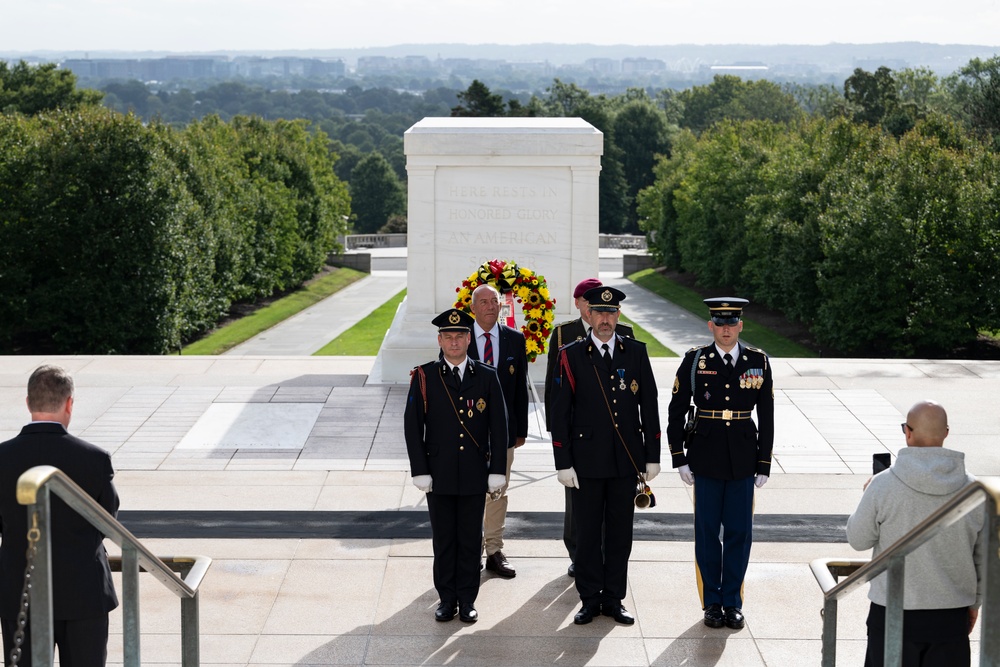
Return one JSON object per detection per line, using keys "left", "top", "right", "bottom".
{"left": 627, "top": 268, "right": 818, "bottom": 358}
{"left": 618, "top": 313, "right": 678, "bottom": 357}
{"left": 181, "top": 268, "right": 367, "bottom": 355}
{"left": 314, "top": 289, "right": 406, "bottom": 355}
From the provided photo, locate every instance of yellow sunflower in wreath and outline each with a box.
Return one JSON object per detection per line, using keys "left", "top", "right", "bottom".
{"left": 454, "top": 259, "right": 555, "bottom": 362}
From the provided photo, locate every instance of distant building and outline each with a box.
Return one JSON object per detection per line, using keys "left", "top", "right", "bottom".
{"left": 621, "top": 57, "right": 666, "bottom": 73}
{"left": 585, "top": 58, "right": 620, "bottom": 74}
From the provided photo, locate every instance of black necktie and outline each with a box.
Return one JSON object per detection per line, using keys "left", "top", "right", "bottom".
{"left": 723, "top": 353, "right": 733, "bottom": 373}
{"left": 602, "top": 343, "right": 611, "bottom": 364}
{"left": 453, "top": 366, "right": 461, "bottom": 382}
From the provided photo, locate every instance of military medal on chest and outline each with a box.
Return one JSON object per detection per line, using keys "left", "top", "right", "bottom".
{"left": 617, "top": 368, "right": 626, "bottom": 390}
{"left": 466, "top": 399, "right": 474, "bottom": 418}
{"left": 476, "top": 397, "right": 486, "bottom": 413}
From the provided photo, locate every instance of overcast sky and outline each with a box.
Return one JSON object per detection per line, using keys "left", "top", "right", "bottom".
{"left": 3, "top": 0, "right": 999, "bottom": 53}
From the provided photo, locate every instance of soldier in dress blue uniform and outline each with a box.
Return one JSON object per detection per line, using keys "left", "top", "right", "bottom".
{"left": 666, "top": 297, "right": 774, "bottom": 631}
{"left": 404, "top": 309, "right": 508, "bottom": 623}
{"left": 550, "top": 286, "right": 661, "bottom": 626}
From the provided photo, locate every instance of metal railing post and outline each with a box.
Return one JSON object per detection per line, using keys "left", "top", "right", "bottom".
{"left": 884, "top": 557, "right": 905, "bottom": 667}
{"left": 980, "top": 495, "right": 1000, "bottom": 666}
{"left": 121, "top": 543, "right": 141, "bottom": 667}
{"left": 820, "top": 597, "right": 837, "bottom": 667}
{"left": 181, "top": 592, "right": 201, "bottom": 667}
{"left": 27, "top": 491, "right": 54, "bottom": 667}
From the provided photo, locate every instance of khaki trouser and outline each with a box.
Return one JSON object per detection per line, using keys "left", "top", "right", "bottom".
{"left": 483, "top": 446, "right": 515, "bottom": 555}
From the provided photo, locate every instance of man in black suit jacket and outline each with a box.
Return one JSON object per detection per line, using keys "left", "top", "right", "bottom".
{"left": 404, "top": 309, "right": 508, "bottom": 623}
{"left": 466, "top": 283, "right": 528, "bottom": 578}
{"left": 0, "top": 364, "right": 119, "bottom": 667}
{"left": 543, "top": 278, "right": 633, "bottom": 577}
{"left": 550, "top": 286, "right": 661, "bottom": 626}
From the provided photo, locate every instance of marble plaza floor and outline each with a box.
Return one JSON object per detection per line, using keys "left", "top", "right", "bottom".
{"left": 1, "top": 353, "right": 997, "bottom": 666}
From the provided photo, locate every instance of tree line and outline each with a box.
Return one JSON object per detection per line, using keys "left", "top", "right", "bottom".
{"left": 0, "top": 62, "right": 350, "bottom": 354}
{"left": 639, "top": 61, "right": 1000, "bottom": 356}
{"left": 2, "top": 56, "right": 998, "bottom": 356}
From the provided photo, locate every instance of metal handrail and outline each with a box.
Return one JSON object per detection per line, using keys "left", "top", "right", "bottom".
{"left": 810, "top": 477, "right": 1000, "bottom": 667}
{"left": 16, "top": 465, "right": 212, "bottom": 667}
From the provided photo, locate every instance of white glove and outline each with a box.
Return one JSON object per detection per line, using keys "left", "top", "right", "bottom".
{"left": 678, "top": 464, "right": 694, "bottom": 486}
{"left": 412, "top": 474, "right": 433, "bottom": 493}
{"left": 557, "top": 467, "right": 580, "bottom": 489}
{"left": 644, "top": 462, "right": 661, "bottom": 482}
{"left": 754, "top": 474, "right": 769, "bottom": 488}
{"left": 488, "top": 474, "right": 506, "bottom": 493}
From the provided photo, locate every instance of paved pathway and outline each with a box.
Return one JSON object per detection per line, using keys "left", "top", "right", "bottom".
{"left": 225, "top": 269, "right": 406, "bottom": 357}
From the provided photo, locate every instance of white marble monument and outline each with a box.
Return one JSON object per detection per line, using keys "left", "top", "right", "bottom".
{"left": 371, "top": 117, "right": 603, "bottom": 383}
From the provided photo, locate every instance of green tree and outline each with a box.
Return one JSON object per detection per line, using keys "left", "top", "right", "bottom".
{"left": 350, "top": 152, "right": 406, "bottom": 233}
{"left": 950, "top": 56, "right": 1000, "bottom": 150}
{"left": 0, "top": 61, "right": 102, "bottom": 115}
{"left": 843, "top": 66, "right": 899, "bottom": 127}
{"left": 451, "top": 79, "right": 506, "bottom": 117}
{"left": 612, "top": 101, "right": 672, "bottom": 233}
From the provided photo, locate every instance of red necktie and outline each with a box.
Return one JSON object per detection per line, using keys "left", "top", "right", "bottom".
{"left": 483, "top": 332, "right": 494, "bottom": 366}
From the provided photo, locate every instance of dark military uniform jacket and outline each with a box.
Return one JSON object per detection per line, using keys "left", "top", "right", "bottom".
{"left": 404, "top": 358, "right": 509, "bottom": 495}
{"left": 544, "top": 318, "right": 633, "bottom": 430}
{"left": 467, "top": 324, "right": 528, "bottom": 447}
{"left": 667, "top": 343, "right": 774, "bottom": 480}
{"left": 550, "top": 334, "right": 660, "bottom": 478}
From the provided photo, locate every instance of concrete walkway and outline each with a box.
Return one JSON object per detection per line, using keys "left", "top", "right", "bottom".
{"left": 0, "top": 355, "right": 996, "bottom": 666}
{"left": 225, "top": 270, "right": 407, "bottom": 357}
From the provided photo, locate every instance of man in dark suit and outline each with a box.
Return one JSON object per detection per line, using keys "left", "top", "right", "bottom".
{"left": 467, "top": 283, "right": 528, "bottom": 578}
{"left": 544, "top": 278, "right": 634, "bottom": 577}
{"left": 404, "top": 309, "right": 508, "bottom": 623}
{"left": 666, "top": 298, "right": 774, "bottom": 631}
{"left": 0, "top": 364, "right": 120, "bottom": 667}
{"left": 550, "top": 286, "right": 661, "bottom": 626}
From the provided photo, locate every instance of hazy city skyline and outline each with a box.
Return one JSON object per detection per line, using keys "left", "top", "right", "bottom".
{"left": 3, "top": 0, "right": 998, "bottom": 54}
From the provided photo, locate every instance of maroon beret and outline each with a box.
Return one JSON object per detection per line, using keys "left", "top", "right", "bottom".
{"left": 573, "top": 278, "right": 602, "bottom": 299}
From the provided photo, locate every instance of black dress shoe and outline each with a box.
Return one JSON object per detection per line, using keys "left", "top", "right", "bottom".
{"left": 573, "top": 603, "right": 600, "bottom": 625}
{"left": 724, "top": 607, "right": 745, "bottom": 629}
{"left": 601, "top": 602, "right": 635, "bottom": 625}
{"left": 435, "top": 601, "right": 457, "bottom": 622}
{"left": 484, "top": 550, "right": 516, "bottom": 578}
{"left": 567, "top": 562, "right": 575, "bottom": 577}
{"left": 703, "top": 603, "right": 724, "bottom": 628}
{"left": 459, "top": 602, "right": 478, "bottom": 623}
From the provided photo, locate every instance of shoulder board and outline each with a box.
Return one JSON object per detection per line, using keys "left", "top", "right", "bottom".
{"left": 561, "top": 337, "right": 587, "bottom": 350}
{"left": 620, "top": 335, "right": 646, "bottom": 347}
{"left": 616, "top": 322, "right": 633, "bottom": 330}
{"left": 553, "top": 319, "right": 577, "bottom": 329}
{"left": 686, "top": 344, "right": 712, "bottom": 355}
{"left": 744, "top": 345, "right": 768, "bottom": 356}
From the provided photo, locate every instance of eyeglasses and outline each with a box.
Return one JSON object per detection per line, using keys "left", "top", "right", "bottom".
{"left": 900, "top": 423, "right": 914, "bottom": 434}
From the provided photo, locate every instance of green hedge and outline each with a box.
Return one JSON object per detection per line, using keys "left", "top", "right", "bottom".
{"left": 0, "top": 108, "right": 350, "bottom": 354}
{"left": 639, "top": 115, "right": 1000, "bottom": 356}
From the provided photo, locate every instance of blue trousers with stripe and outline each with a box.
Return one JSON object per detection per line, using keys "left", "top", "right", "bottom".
{"left": 693, "top": 475, "right": 755, "bottom": 609}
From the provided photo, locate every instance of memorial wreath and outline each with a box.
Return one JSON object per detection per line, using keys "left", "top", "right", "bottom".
{"left": 454, "top": 259, "right": 555, "bottom": 362}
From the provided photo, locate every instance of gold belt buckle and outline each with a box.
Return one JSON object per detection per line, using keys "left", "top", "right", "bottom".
{"left": 722, "top": 409, "right": 733, "bottom": 421}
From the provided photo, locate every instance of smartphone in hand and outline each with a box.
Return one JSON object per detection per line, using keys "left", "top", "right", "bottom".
{"left": 873, "top": 452, "right": 891, "bottom": 475}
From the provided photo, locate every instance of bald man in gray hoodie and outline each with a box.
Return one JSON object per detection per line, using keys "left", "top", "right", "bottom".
{"left": 847, "top": 400, "right": 984, "bottom": 667}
